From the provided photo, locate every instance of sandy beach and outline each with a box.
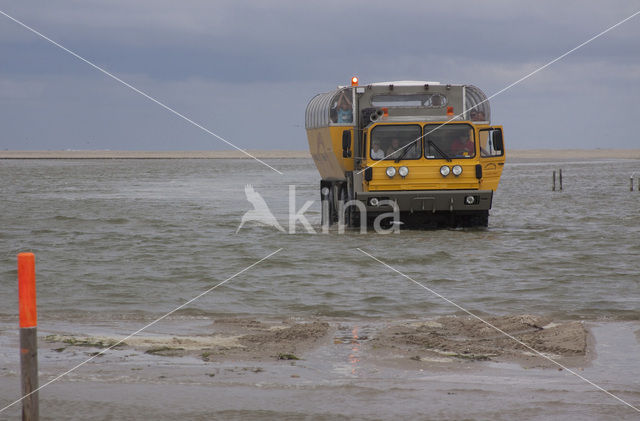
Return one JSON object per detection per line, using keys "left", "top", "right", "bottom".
{"left": 2, "top": 149, "right": 640, "bottom": 160}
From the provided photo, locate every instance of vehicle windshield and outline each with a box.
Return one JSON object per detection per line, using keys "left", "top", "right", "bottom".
{"left": 370, "top": 125, "right": 421, "bottom": 160}
{"left": 423, "top": 124, "right": 475, "bottom": 159}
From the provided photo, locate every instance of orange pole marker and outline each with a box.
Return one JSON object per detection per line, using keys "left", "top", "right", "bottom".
{"left": 18, "top": 252, "right": 37, "bottom": 328}
{"left": 17, "top": 252, "right": 39, "bottom": 420}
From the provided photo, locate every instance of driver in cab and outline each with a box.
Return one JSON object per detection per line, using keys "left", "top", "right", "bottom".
{"left": 450, "top": 132, "right": 475, "bottom": 157}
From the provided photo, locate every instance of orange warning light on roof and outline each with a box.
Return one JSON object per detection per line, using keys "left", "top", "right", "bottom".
{"left": 382, "top": 107, "right": 389, "bottom": 117}
{"left": 447, "top": 106, "right": 454, "bottom": 116}
{"left": 351, "top": 76, "right": 359, "bottom": 86}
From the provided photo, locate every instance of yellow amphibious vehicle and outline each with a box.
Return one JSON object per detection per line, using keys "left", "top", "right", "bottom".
{"left": 305, "top": 78, "right": 505, "bottom": 228}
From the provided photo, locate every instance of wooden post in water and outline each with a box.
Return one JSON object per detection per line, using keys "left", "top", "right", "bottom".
{"left": 552, "top": 170, "right": 556, "bottom": 191}
{"left": 18, "top": 253, "right": 39, "bottom": 421}
{"left": 631, "top": 176, "right": 634, "bottom": 192}
{"left": 559, "top": 169, "right": 563, "bottom": 191}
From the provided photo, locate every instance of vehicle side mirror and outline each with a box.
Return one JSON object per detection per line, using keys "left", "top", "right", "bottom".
{"left": 492, "top": 130, "right": 503, "bottom": 151}
{"left": 342, "top": 130, "right": 352, "bottom": 158}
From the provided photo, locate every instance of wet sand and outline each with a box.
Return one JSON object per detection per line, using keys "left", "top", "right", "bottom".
{"left": 1, "top": 149, "right": 640, "bottom": 160}
{"left": 1, "top": 316, "right": 639, "bottom": 420}
{"left": 507, "top": 149, "right": 640, "bottom": 162}
{"left": 368, "top": 315, "right": 591, "bottom": 369}
{"left": 39, "top": 315, "right": 589, "bottom": 368}
{"left": 43, "top": 319, "right": 333, "bottom": 362}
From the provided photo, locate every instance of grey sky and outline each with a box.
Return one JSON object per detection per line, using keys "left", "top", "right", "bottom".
{"left": 0, "top": 1, "right": 639, "bottom": 151}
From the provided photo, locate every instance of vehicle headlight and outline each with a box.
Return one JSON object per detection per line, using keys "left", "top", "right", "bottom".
{"left": 452, "top": 165, "right": 463, "bottom": 176}
{"left": 465, "top": 195, "right": 476, "bottom": 205}
{"left": 369, "top": 197, "right": 380, "bottom": 207}
{"left": 440, "top": 165, "right": 450, "bottom": 176}
{"left": 398, "top": 166, "right": 409, "bottom": 178}
{"left": 386, "top": 166, "right": 397, "bottom": 178}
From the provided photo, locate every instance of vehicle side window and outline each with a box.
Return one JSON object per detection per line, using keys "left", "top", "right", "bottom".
{"left": 330, "top": 90, "right": 353, "bottom": 124}
{"left": 479, "top": 128, "right": 504, "bottom": 157}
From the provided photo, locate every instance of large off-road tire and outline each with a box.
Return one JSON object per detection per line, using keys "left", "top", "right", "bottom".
{"left": 454, "top": 211, "right": 489, "bottom": 228}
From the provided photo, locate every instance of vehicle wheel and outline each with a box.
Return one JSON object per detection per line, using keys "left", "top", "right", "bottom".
{"left": 468, "top": 211, "right": 489, "bottom": 227}
{"left": 345, "top": 174, "right": 360, "bottom": 228}
{"left": 475, "top": 211, "right": 489, "bottom": 227}
{"left": 336, "top": 183, "right": 345, "bottom": 226}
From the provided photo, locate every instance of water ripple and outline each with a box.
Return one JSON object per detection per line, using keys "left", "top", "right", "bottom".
{"left": 1, "top": 158, "right": 639, "bottom": 321}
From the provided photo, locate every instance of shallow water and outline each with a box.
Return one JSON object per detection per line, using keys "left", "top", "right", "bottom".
{"left": 1, "top": 157, "right": 639, "bottom": 323}
{"left": 2, "top": 157, "right": 640, "bottom": 419}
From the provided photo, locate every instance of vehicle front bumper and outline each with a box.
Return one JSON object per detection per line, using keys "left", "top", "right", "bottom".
{"left": 356, "top": 190, "right": 493, "bottom": 213}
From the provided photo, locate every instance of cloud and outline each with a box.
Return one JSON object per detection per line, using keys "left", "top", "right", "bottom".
{"left": 0, "top": 1, "right": 638, "bottom": 150}
{"left": 3, "top": 1, "right": 638, "bottom": 80}
{"left": 0, "top": 72, "right": 311, "bottom": 150}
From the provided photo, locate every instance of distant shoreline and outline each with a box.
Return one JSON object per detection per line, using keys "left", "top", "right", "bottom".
{"left": 0, "top": 150, "right": 312, "bottom": 159}
{"left": 1, "top": 149, "right": 640, "bottom": 160}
